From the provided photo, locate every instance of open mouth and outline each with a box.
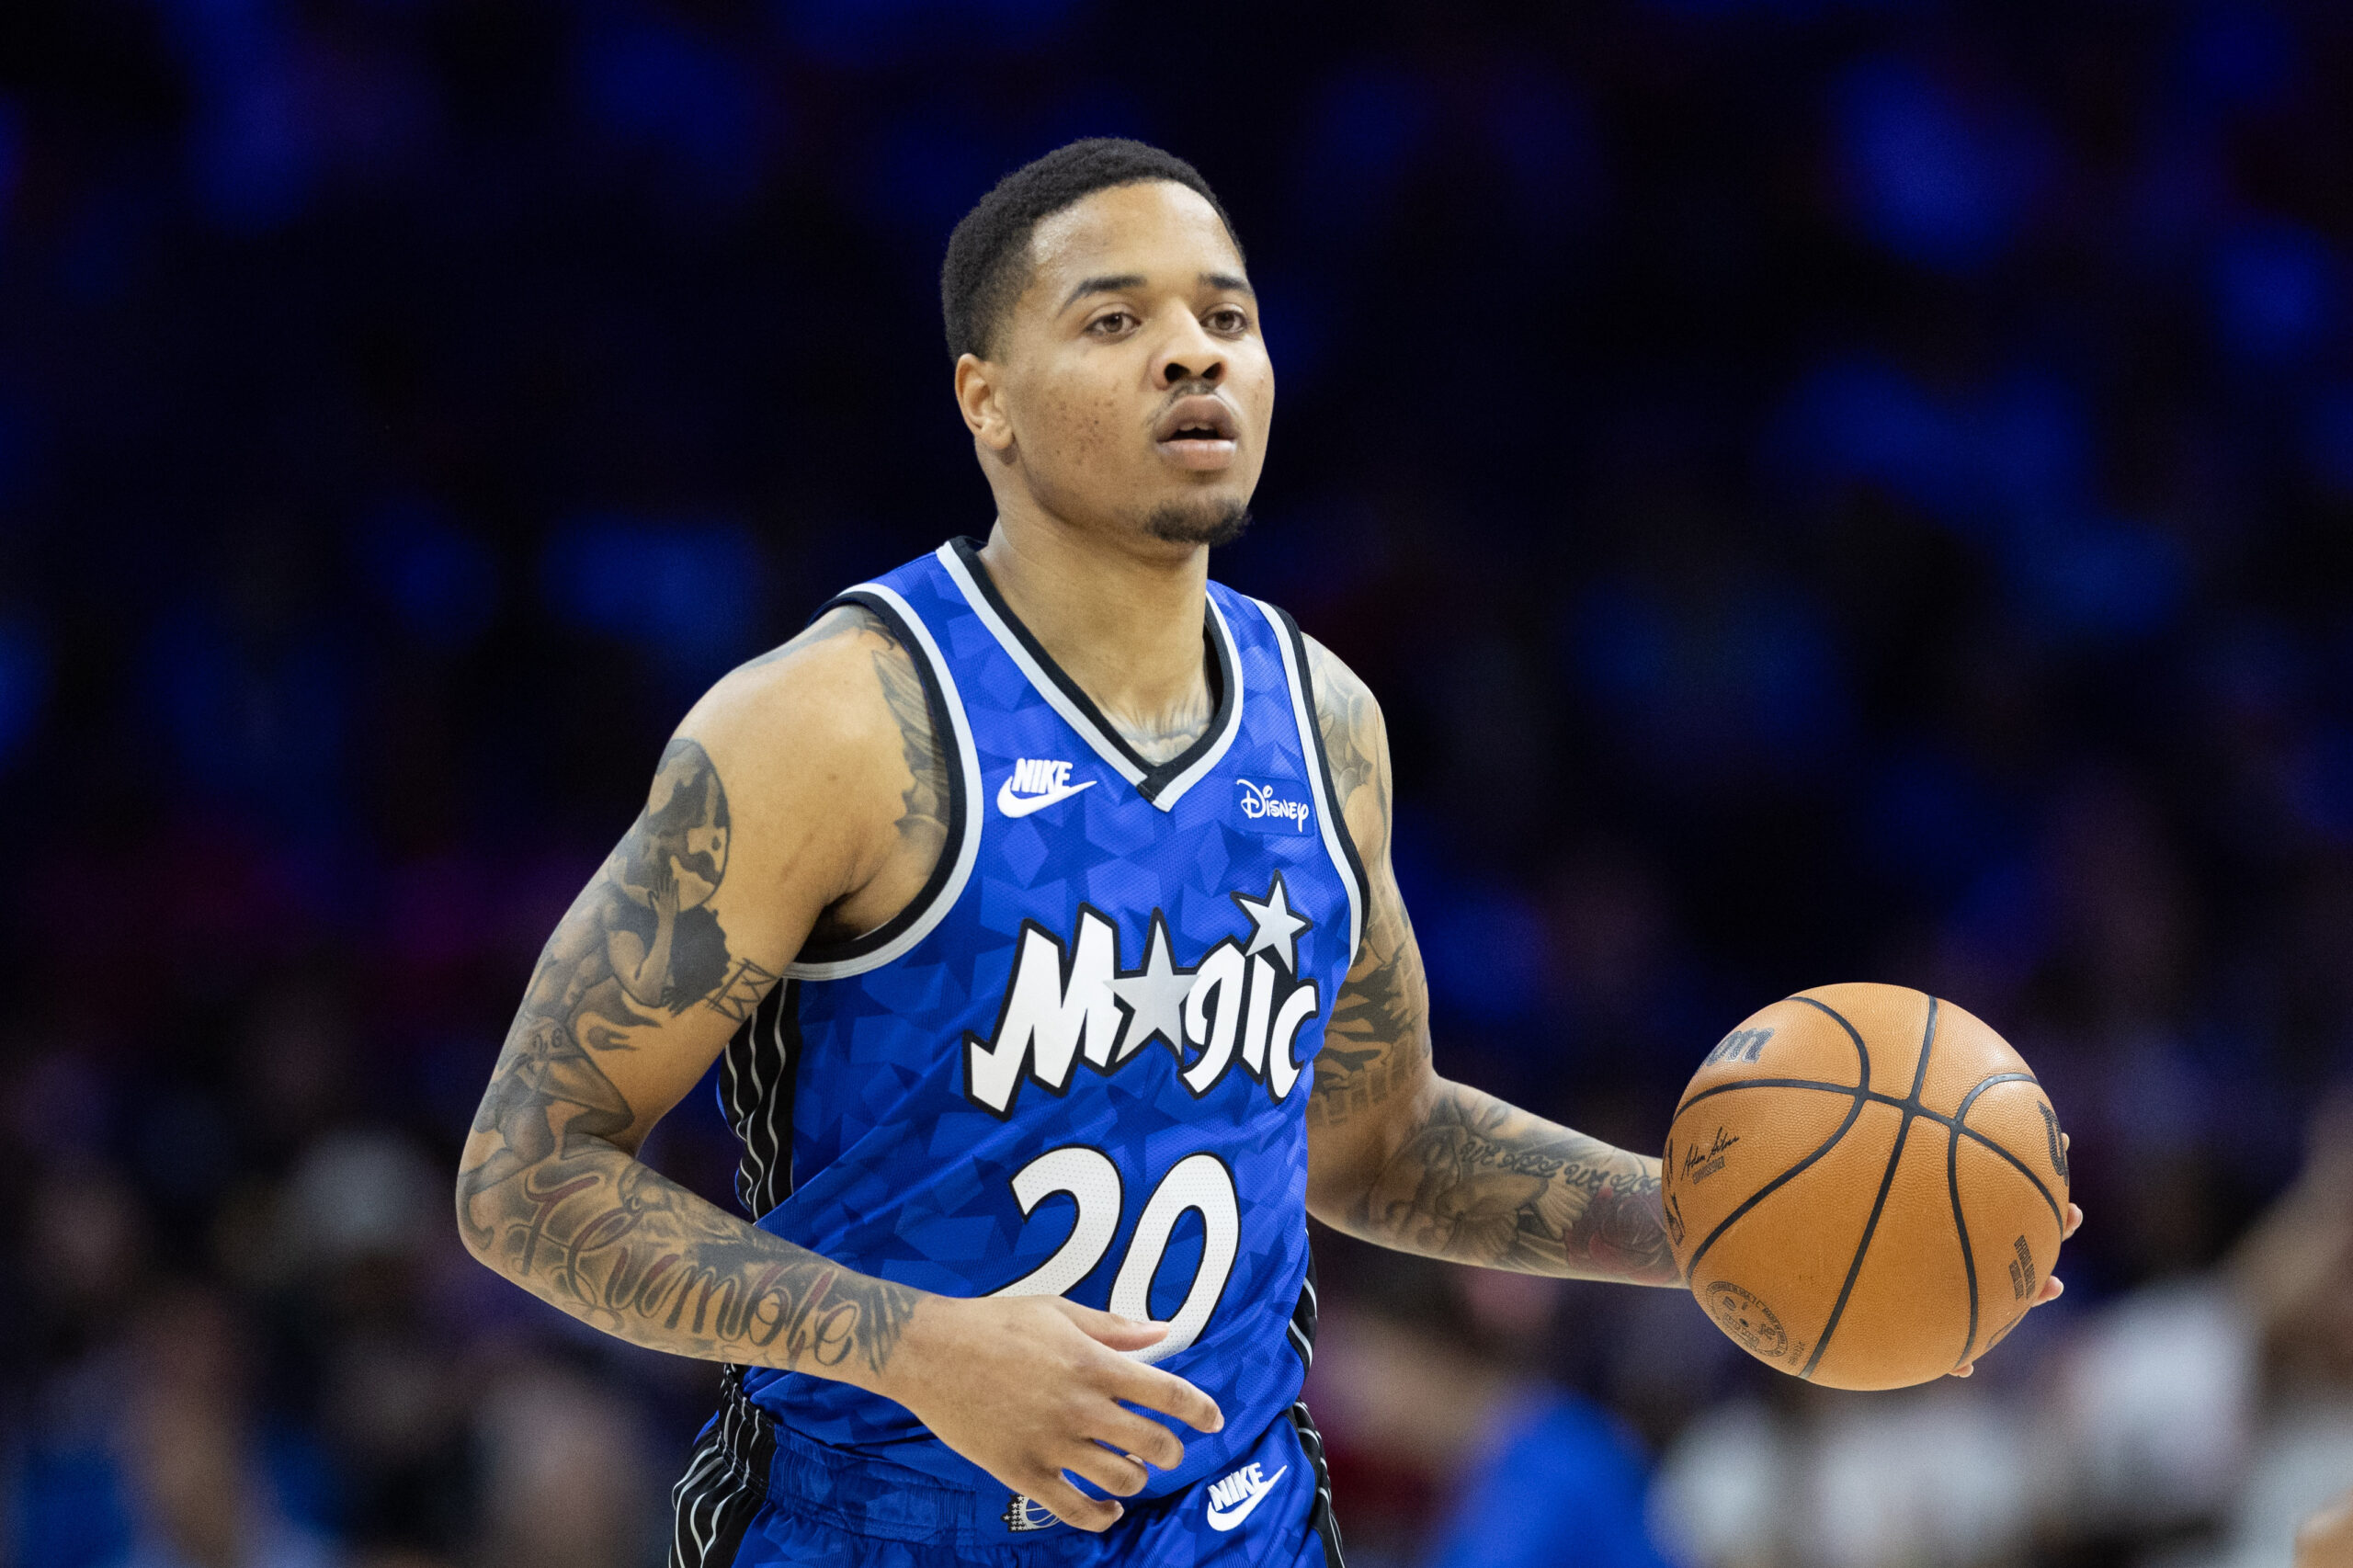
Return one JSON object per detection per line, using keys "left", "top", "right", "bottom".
{"left": 1154, "top": 396, "right": 1241, "bottom": 469}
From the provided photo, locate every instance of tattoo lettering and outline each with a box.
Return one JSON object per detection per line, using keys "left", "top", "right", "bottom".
{"left": 706, "top": 957, "right": 773, "bottom": 1022}
{"left": 1354, "top": 1091, "right": 1680, "bottom": 1285}
{"left": 502, "top": 1142, "right": 917, "bottom": 1372}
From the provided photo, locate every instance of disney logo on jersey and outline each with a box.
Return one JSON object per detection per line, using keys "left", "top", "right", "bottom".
{"left": 964, "top": 872, "right": 1319, "bottom": 1118}
{"left": 1233, "top": 777, "right": 1311, "bottom": 831}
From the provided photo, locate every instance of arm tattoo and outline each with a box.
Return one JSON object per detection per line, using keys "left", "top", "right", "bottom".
{"left": 798, "top": 605, "right": 947, "bottom": 950}
{"left": 1305, "top": 638, "right": 1424, "bottom": 1131}
{"left": 1308, "top": 638, "right": 1386, "bottom": 858}
{"left": 458, "top": 739, "right": 920, "bottom": 1372}
{"left": 1302, "top": 637, "right": 1679, "bottom": 1288}
{"left": 870, "top": 637, "right": 949, "bottom": 859}
{"left": 1350, "top": 1088, "right": 1680, "bottom": 1285}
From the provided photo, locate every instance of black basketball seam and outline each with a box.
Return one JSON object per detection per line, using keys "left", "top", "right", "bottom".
{"left": 1965, "top": 1133, "right": 2062, "bottom": 1222}
{"left": 1677, "top": 1077, "right": 1870, "bottom": 1114}
{"left": 1946, "top": 1070, "right": 2061, "bottom": 1371}
{"left": 1950, "top": 1073, "right": 2063, "bottom": 1224}
{"left": 1683, "top": 994, "right": 1874, "bottom": 1282}
{"left": 1953, "top": 1071, "right": 2040, "bottom": 1119}
{"left": 1800, "top": 994, "right": 1939, "bottom": 1381}
{"left": 1677, "top": 1079, "right": 2060, "bottom": 1221}
{"left": 1949, "top": 1074, "right": 2037, "bottom": 1369}
{"left": 1947, "top": 1104, "right": 1979, "bottom": 1374}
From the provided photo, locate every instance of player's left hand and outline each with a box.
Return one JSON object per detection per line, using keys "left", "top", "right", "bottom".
{"left": 1951, "top": 1168, "right": 2080, "bottom": 1379}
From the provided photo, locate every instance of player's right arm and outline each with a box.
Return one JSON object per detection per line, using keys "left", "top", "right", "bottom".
{"left": 453, "top": 605, "right": 1219, "bottom": 1532}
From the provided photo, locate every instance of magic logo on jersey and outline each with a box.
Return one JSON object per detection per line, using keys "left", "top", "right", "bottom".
{"left": 964, "top": 872, "right": 1320, "bottom": 1117}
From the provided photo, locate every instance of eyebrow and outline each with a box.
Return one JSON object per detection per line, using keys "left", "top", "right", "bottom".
{"left": 1059, "top": 274, "right": 1146, "bottom": 312}
{"left": 1056, "top": 270, "right": 1257, "bottom": 313}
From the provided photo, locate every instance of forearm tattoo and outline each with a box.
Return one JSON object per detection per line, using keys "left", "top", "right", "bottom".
{"left": 1354, "top": 1089, "right": 1680, "bottom": 1285}
{"left": 1302, "top": 639, "right": 1679, "bottom": 1287}
{"left": 457, "top": 736, "right": 918, "bottom": 1372}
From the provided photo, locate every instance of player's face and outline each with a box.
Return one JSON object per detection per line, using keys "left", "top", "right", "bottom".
{"left": 985, "top": 181, "right": 1271, "bottom": 547}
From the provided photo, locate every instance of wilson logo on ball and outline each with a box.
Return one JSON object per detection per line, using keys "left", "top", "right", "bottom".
{"left": 1702, "top": 1027, "right": 1773, "bottom": 1067}
{"left": 2038, "top": 1103, "right": 2069, "bottom": 1179}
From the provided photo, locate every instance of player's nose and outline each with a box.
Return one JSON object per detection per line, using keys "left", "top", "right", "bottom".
{"left": 1154, "top": 313, "right": 1225, "bottom": 389}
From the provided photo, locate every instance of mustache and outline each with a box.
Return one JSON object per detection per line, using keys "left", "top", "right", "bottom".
{"left": 1155, "top": 379, "right": 1227, "bottom": 413}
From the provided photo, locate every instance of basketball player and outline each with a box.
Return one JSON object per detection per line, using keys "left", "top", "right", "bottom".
{"left": 455, "top": 139, "right": 2076, "bottom": 1566}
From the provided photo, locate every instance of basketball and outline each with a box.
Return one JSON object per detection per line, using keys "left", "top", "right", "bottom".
{"left": 1663, "top": 983, "right": 2071, "bottom": 1390}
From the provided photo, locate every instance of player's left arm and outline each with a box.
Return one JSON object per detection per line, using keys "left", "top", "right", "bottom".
{"left": 1299, "top": 636, "right": 1682, "bottom": 1287}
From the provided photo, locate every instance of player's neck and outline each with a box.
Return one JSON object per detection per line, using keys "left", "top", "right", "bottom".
{"left": 976, "top": 511, "right": 1214, "bottom": 756}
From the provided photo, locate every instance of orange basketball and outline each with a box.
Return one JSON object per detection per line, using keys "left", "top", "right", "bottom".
{"left": 1663, "top": 983, "right": 2070, "bottom": 1390}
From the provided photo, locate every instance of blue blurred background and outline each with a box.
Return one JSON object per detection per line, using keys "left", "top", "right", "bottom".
{"left": 6, "top": 3, "right": 2353, "bottom": 1565}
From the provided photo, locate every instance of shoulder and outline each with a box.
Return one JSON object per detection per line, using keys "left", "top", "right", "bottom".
{"left": 673, "top": 602, "right": 941, "bottom": 826}
{"left": 1300, "top": 633, "right": 1381, "bottom": 729}
{"left": 687, "top": 603, "right": 928, "bottom": 744}
{"left": 1296, "top": 631, "right": 1390, "bottom": 864}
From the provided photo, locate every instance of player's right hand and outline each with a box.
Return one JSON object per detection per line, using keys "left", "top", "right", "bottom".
{"left": 879, "top": 1294, "right": 1224, "bottom": 1532}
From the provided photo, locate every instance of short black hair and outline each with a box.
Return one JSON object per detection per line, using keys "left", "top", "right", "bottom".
{"left": 940, "top": 137, "right": 1243, "bottom": 363}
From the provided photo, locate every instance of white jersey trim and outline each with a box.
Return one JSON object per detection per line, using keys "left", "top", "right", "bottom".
{"left": 936, "top": 540, "right": 1244, "bottom": 813}
{"left": 1152, "top": 590, "right": 1247, "bottom": 808}
{"left": 1256, "top": 597, "right": 1366, "bottom": 968}
{"left": 782, "top": 580, "right": 983, "bottom": 982}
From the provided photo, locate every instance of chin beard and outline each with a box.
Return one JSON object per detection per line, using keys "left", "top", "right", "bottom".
{"left": 1141, "top": 498, "right": 1254, "bottom": 548}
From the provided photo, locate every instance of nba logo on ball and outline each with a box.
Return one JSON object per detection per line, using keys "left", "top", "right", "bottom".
{"left": 1705, "top": 1281, "right": 1791, "bottom": 1361}
{"left": 1666, "top": 983, "right": 2070, "bottom": 1390}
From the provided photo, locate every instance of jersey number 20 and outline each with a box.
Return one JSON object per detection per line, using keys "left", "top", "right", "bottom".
{"left": 990, "top": 1148, "right": 1239, "bottom": 1366}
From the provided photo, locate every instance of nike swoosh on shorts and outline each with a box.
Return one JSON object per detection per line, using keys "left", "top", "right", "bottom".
{"left": 1205, "top": 1465, "right": 1287, "bottom": 1532}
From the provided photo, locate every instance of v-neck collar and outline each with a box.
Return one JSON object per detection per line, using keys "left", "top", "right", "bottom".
{"left": 937, "top": 537, "right": 1243, "bottom": 812}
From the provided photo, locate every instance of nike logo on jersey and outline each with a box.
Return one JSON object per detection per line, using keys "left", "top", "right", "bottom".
{"left": 963, "top": 873, "right": 1320, "bottom": 1117}
{"left": 997, "top": 757, "right": 1097, "bottom": 818}
{"left": 1205, "top": 1462, "right": 1287, "bottom": 1531}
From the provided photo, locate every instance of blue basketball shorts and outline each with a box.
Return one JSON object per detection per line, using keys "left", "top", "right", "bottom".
{"left": 670, "top": 1374, "right": 1344, "bottom": 1567}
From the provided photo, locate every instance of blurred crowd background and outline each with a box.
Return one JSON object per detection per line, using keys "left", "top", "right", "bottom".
{"left": 6, "top": 1, "right": 2353, "bottom": 1565}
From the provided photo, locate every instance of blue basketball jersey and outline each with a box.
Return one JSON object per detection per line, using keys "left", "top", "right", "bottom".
{"left": 710, "top": 539, "right": 1366, "bottom": 1531}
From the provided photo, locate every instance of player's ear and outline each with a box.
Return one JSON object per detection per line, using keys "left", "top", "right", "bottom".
{"left": 954, "top": 353, "right": 1016, "bottom": 455}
